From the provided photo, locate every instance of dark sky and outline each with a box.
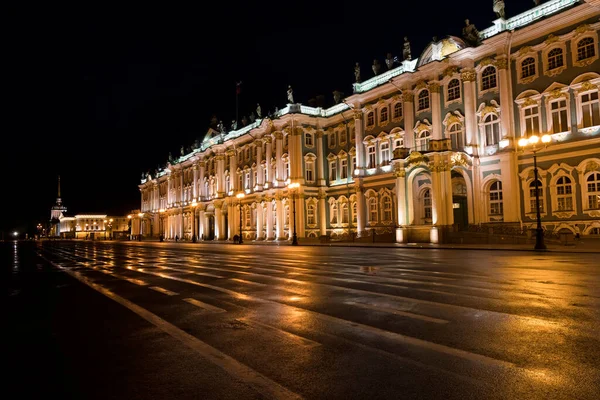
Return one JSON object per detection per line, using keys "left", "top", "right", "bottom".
{"left": 3, "top": 1, "right": 534, "bottom": 235}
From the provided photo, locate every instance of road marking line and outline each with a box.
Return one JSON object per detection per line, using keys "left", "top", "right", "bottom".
{"left": 238, "top": 318, "right": 321, "bottom": 349}
{"left": 230, "top": 278, "right": 267, "bottom": 286}
{"left": 47, "top": 260, "right": 303, "bottom": 400}
{"left": 123, "top": 277, "right": 148, "bottom": 286}
{"left": 345, "top": 301, "right": 449, "bottom": 324}
{"left": 150, "top": 286, "right": 179, "bottom": 296}
{"left": 183, "top": 298, "right": 227, "bottom": 313}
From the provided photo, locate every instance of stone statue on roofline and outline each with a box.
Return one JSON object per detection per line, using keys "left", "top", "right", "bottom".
{"left": 230, "top": 119, "right": 238, "bottom": 131}
{"left": 403, "top": 37, "right": 412, "bottom": 61}
{"left": 333, "top": 90, "right": 342, "bottom": 105}
{"left": 385, "top": 53, "right": 395, "bottom": 70}
{"left": 256, "top": 103, "right": 262, "bottom": 118}
{"left": 372, "top": 59, "right": 381, "bottom": 76}
{"left": 168, "top": 152, "right": 173, "bottom": 162}
{"left": 462, "top": 19, "right": 481, "bottom": 47}
{"left": 287, "top": 85, "right": 294, "bottom": 104}
{"left": 180, "top": 146, "right": 185, "bottom": 156}
{"left": 493, "top": 0, "right": 506, "bottom": 19}
{"left": 247, "top": 113, "right": 254, "bottom": 124}
{"left": 354, "top": 62, "right": 361, "bottom": 83}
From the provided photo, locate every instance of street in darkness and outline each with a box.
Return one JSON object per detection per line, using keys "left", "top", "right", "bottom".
{"left": 3, "top": 240, "right": 599, "bottom": 399}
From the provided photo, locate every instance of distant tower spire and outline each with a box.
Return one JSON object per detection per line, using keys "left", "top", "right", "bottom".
{"left": 58, "top": 175, "right": 61, "bottom": 198}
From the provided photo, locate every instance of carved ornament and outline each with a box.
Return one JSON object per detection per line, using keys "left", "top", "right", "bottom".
{"left": 353, "top": 110, "right": 363, "bottom": 120}
{"left": 479, "top": 57, "right": 495, "bottom": 67}
{"left": 402, "top": 91, "right": 414, "bottom": 102}
{"left": 414, "top": 80, "right": 427, "bottom": 90}
{"left": 578, "top": 80, "right": 598, "bottom": 94}
{"left": 443, "top": 66, "right": 459, "bottom": 77}
{"left": 585, "top": 161, "right": 599, "bottom": 173}
{"left": 460, "top": 69, "right": 476, "bottom": 82}
{"left": 393, "top": 167, "right": 406, "bottom": 178}
{"left": 518, "top": 46, "right": 533, "bottom": 56}
{"left": 428, "top": 82, "right": 441, "bottom": 93}
{"left": 522, "top": 97, "right": 537, "bottom": 107}
{"left": 495, "top": 58, "right": 508, "bottom": 70}
{"left": 574, "top": 24, "right": 591, "bottom": 37}
{"left": 545, "top": 34, "right": 559, "bottom": 45}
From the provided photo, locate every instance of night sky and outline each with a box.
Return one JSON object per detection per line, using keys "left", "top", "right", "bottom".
{"left": 3, "top": 1, "right": 535, "bottom": 235}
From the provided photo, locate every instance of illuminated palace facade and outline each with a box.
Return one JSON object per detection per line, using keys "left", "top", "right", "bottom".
{"left": 137, "top": 0, "right": 600, "bottom": 243}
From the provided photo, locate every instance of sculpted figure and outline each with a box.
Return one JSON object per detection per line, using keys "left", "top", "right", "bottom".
{"left": 403, "top": 37, "right": 411, "bottom": 61}
{"left": 256, "top": 103, "right": 262, "bottom": 118}
{"left": 354, "top": 62, "right": 361, "bottom": 83}
{"left": 493, "top": 0, "right": 505, "bottom": 19}
{"left": 462, "top": 19, "right": 481, "bottom": 46}
{"left": 287, "top": 85, "right": 294, "bottom": 104}
{"left": 385, "top": 53, "right": 394, "bottom": 70}
{"left": 372, "top": 59, "right": 381, "bottom": 76}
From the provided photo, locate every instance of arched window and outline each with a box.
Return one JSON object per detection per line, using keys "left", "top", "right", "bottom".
{"left": 305, "top": 132, "right": 313, "bottom": 147}
{"left": 380, "top": 141, "right": 390, "bottom": 164}
{"left": 382, "top": 196, "right": 392, "bottom": 221}
{"left": 417, "top": 90, "right": 430, "bottom": 111}
{"left": 528, "top": 180, "right": 544, "bottom": 213}
{"left": 489, "top": 181, "right": 503, "bottom": 217}
{"left": 352, "top": 202, "right": 357, "bottom": 224}
{"left": 393, "top": 103, "right": 403, "bottom": 119}
{"left": 481, "top": 66, "right": 497, "bottom": 91}
{"left": 368, "top": 198, "right": 378, "bottom": 223}
{"left": 483, "top": 114, "right": 500, "bottom": 146}
{"left": 342, "top": 203, "right": 349, "bottom": 224}
{"left": 307, "top": 204, "right": 316, "bottom": 225}
{"left": 447, "top": 79, "right": 461, "bottom": 101}
{"left": 330, "top": 202, "right": 338, "bottom": 224}
{"left": 586, "top": 172, "right": 600, "bottom": 209}
{"left": 448, "top": 123, "right": 464, "bottom": 150}
{"left": 367, "top": 112, "right": 375, "bottom": 126}
{"left": 556, "top": 176, "right": 573, "bottom": 211}
{"left": 225, "top": 175, "right": 230, "bottom": 193}
{"left": 380, "top": 107, "right": 388, "bottom": 124}
{"left": 416, "top": 130, "right": 431, "bottom": 152}
{"left": 547, "top": 48, "right": 564, "bottom": 70}
{"left": 423, "top": 189, "right": 432, "bottom": 220}
{"left": 521, "top": 57, "right": 536, "bottom": 79}
{"left": 367, "top": 145, "right": 376, "bottom": 168}
{"left": 328, "top": 132, "right": 336, "bottom": 148}
{"left": 284, "top": 205, "right": 290, "bottom": 227}
{"left": 577, "top": 37, "right": 596, "bottom": 61}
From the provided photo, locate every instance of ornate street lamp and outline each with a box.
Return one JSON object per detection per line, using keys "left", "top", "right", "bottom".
{"left": 236, "top": 192, "right": 245, "bottom": 244}
{"left": 287, "top": 182, "right": 300, "bottom": 246}
{"left": 518, "top": 134, "right": 552, "bottom": 251}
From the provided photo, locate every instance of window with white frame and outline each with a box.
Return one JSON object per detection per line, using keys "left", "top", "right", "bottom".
{"left": 393, "top": 137, "right": 404, "bottom": 149}
{"left": 237, "top": 174, "right": 243, "bottom": 192}
{"left": 263, "top": 166, "right": 269, "bottom": 186}
{"left": 351, "top": 155, "right": 356, "bottom": 175}
{"left": 417, "top": 90, "right": 430, "bottom": 111}
{"left": 577, "top": 37, "right": 596, "bottom": 61}
{"left": 283, "top": 134, "right": 289, "bottom": 149}
{"left": 549, "top": 98, "right": 569, "bottom": 133}
{"left": 393, "top": 103, "right": 403, "bottom": 119}
{"left": 328, "top": 132, "right": 336, "bottom": 148}
{"left": 380, "top": 141, "right": 390, "bottom": 164}
{"left": 367, "top": 112, "right": 374, "bottom": 127}
{"left": 423, "top": 189, "right": 432, "bottom": 220}
{"left": 380, "top": 106, "right": 389, "bottom": 124}
{"left": 580, "top": 90, "right": 600, "bottom": 128}
{"left": 368, "top": 198, "right": 378, "bottom": 223}
{"left": 329, "top": 160, "right": 337, "bottom": 181}
{"left": 556, "top": 176, "right": 573, "bottom": 211}
{"left": 244, "top": 171, "right": 251, "bottom": 189}
{"left": 547, "top": 48, "right": 564, "bottom": 71}
{"left": 528, "top": 180, "right": 544, "bottom": 213}
{"left": 330, "top": 202, "right": 338, "bottom": 224}
{"left": 342, "top": 203, "right": 349, "bottom": 224}
{"left": 305, "top": 160, "right": 315, "bottom": 182}
{"left": 523, "top": 105, "right": 540, "bottom": 136}
{"left": 367, "top": 146, "right": 376, "bottom": 168}
{"left": 284, "top": 205, "right": 290, "bottom": 227}
{"left": 416, "top": 130, "right": 431, "bottom": 152}
{"left": 382, "top": 196, "right": 392, "bottom": 221}
{"left": 447, "top": 79, "right": 461, "bottom": 101}
{"left": 448, "top": 123, "right": 464, "bottom": 150}
{"left": 245, "top": 148, "right": 250, "bottom": 160}
{"left": 482, "top": 114, "right": 500, "bottom": 146}
{"left": 489, "top": 181, "right": 504, "bottom": 217}
{"left": 225, "top": 175, "right": 230, "bottom": 193}
{"left": 307, "top": 204, "right": 316, "bottom": 225}
{"left": 283, "top": 159, "right": 289, "bottom": 181}
{"left": 521, "top": 57, "right": 536, "bottom": 80}
{"left": 352, "top": 202, "right": 357, "bottom": 224}
{"left": 244, "top": 208, "right": 251, "bottom": 227}
{"left": 340, "top": 158, "right": 348, "bottom": 180}
{"left": 586, "top": 172, "right": 600, "bottom": 209}
{"left": 253, "top": 170, "right": 258, "bottom": 188}
{"left": 305, "top": 132, "right": 313, "bottom": 147}
{"left": 481, "top": 66, "right": 497, "bottom": 91}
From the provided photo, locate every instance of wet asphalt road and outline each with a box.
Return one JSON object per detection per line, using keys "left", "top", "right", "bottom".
{"left": 3, "top": 240, "right": 599, "bottom": 400}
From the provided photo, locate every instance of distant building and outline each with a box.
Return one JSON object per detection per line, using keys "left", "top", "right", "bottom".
{"left": 49, "top": 176, "right": 67, "bottom": 237}
{"left": 138, "top": 0, "right": 600, "bottom": 243}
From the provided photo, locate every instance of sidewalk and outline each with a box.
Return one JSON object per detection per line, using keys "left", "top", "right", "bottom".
{"left": 130, "top": 237, "right": 600, "bottom": 253}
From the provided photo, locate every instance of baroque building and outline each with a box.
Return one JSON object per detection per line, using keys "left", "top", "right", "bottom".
{"left": 137, "top": 0, "right": 600, "bottom": 243}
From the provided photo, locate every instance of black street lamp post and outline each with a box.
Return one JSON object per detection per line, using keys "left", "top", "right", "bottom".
{"left": 518, "top": 134, "right": 551, "bottom": 251}
{"left": 288, "top": 182, "right": 300, "bottom": 246}
{"left": 236, "top": 192, "right": 245, "bottom": 244}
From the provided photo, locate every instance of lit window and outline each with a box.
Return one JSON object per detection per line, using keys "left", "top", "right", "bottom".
{"left": 380, "top": 107, "right": 388, "bottom": 124}
{"left": 577, "top": 37, "right": 595, "bottom": 61}
{"left": 556, "top": 176, "right": 573, "bottom": 211}
{"left": 380, "top": 142, "right": 390, "bottom": 164}
{"left": 580, "top": 91, "right": 600, "bottom": 128}
{"left": 393, "top": 103, "right": 403, "bottom": 119}
{"left": 550, "top": 99, "right": 569, "bottom": 133}
{"left": 305, "top": 161, "right": 314, "bottom": 182}
{"left": 481, "top": 66, "right": 497, "bottom": 91}
{"left": 448, "top": 123, "right": 464, "bottom": 150}
{"left": 547, "top": 48, "right": 564, "bottom": 70}
{"left": 307, "top": 204, "right": 316, "bottom": 225}
{"left": 382, "top": 196, "right": 392, "bottom": 221}
{"left": 482, "top": 114, "right": 500, "bottom": 146}
{"left": 367, "top": 146, "right": 376, "bottom": 168}
{"left": 523, "top": 106, "right": 540, "bottom": 136}
{"left": 416, "top": 130, "right": 431, "bottom": 152}
{"left": 529, "top": 180, "right": 544, "bottom": 213}
{"left": 330, "top": 203, "right": 338, "bottom": 224}
{"left": 587, "top": 172, "right": 600, "bottom": 209}
{"left": 489, "top": 181, "right": 504, "bottom": 216}
{"left": 329, "top": 160, "right": 337, "bottom": 181}
{"left": 368, "top": 198, "right": 378, "bottom": 223}
{"left": 418, "top": 90, "right": 430, "bottom": 111}
{"left": 352, "top": 202, "right": 357, "bottom": 224}
{"left": 521, "top": 57, "right": 536, "bottom": 79}
{"left": 305, "top": 132, "right": 313, "bottom": 147}
{"left": 342, "top": 203, "right": 349, "bottom": 224}
{"left": 367, "top": 112, "right": 374, "bottom": 126}
{"left": 423, "top": 189, "right": 432, "bottom": 220}
{"left": 340, "top": 158, "right": 348, "bottom": 180}
{"left": 447, "top": 79, "right": 461, "bottom": 101}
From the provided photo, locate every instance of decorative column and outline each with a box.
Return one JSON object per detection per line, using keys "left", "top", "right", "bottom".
{"left": 216, "top": 154, "right": 226, "bottom": 197}
{"left": 167, "top": 176, "right": 172, "bottom": 206}
{"left": 297, "top": 192, "right": 305, "bottom": 239}
{"left": 316, "top": 130, "right": 326, "bottom": 186}
{"left": 353, "top": 111, "right": 365, "bottom": 175}
{"left": 264, "top": 137, "right": 273, "bottom": 188}
{"left": 443, "top": 163, "right": 454, "bottom": 226}
{"left": 256, "top": 199, "right": 264, "bottom": 240}
{"left": 461, "top": 68, "right": 478, "bottom": 150}
{"left": 198, "top": 205, "right": 205, "bottom": 240}
{"left": 275, "top": 192, "right": 284, "bottom": 239}
{"left": 274, "top": 132, "right": 284, "bottom": 187}
{"left": 214, "top": 201, "right": 224, "bottom": 240}
{"left": 429, "top": 158, "right": 443, "bottom": 244}
{"left": 318, "top": 192, "right": 327, "bottom": 237}
{"left": 394, "top": 165, "right": 407, "bottom": 243}
{"left": 402, "top": 91, "right": 415, "bottom": 151}
{"left": 255, "top": 139, "right": 263, "bottom": 190}
{"left": 429, "top": 82, "right": 442, "bottom": 140}
{"left": 192, "top": 164, "right": 198, "bottom": 201}
{"left": 496, "top": 57, "right": 511, "bottom": 139}
{"left": 227, "top": 149, "right": 237, "bottom": 192}
{"left": 355, "top": 182, "right": 366, "bottom": 237}
{"left": 228, "top": 202, "right": 235, "bottom": 241}
{"left": 265, "top": 197, "right": 274, "bottom": 240}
